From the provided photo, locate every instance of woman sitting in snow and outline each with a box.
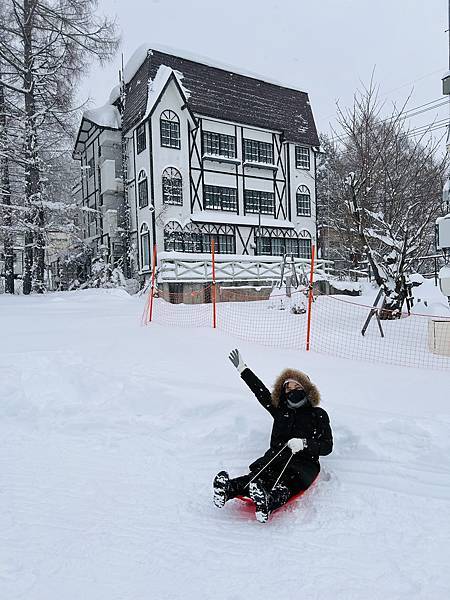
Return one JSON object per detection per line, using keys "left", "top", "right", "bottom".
{"left": 213, "top": 349, "right": 333, "bottom": 523}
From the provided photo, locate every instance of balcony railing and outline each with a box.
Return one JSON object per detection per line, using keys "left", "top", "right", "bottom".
{"left": 157, "top": 252, "right": 333, "bottom": 283}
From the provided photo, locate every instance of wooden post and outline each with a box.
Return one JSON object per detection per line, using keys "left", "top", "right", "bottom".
{"left": 148, "top": 244, "right": 157, "bottom": 323}
{"left": 306, "top": 244, "right": 316, "bottom": 351}
{"left": 211, "top": 239, "right": 217, "bottom": 329}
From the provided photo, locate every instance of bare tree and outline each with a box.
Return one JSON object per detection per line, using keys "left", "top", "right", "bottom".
{"left": 318, "top": 84, "right": 446, "bottom": 316}
{"left": 0, "top": 70, "right": 15, "bottom": 293}
{"left": 0, "top": 0, "right": 119, "bottom": 293}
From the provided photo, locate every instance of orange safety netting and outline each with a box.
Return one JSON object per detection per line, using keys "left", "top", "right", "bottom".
{"left": 142, "top": 284, "right": 450, "bottom": 371}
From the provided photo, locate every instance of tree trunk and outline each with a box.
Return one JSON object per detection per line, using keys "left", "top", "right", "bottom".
{"left": 22, "top": 0, "right": 44, "bottom": 294}
{"left": 0, "top": 75, "right": 14, "bottom": 294}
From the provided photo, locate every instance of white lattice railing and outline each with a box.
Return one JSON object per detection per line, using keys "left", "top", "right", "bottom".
{"left": 157, "top": 252, "right": 333, "bottom": 283}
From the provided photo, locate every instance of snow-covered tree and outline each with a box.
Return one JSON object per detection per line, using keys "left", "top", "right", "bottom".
{"left": 317, "top": 84, "right": 446, "bottom": 316}
{"left": 0, "top": 0, "right": 119, "bottom": 294}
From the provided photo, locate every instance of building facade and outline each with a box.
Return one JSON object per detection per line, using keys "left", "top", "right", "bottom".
{"left": 73, "top": 47, "right": 320, "bottom": 289}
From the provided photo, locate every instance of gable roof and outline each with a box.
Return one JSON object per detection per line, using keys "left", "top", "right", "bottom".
{"left": 122, "top": 49, "right": 319, "bottom": 146}
{"left": 73, "top": 106, "right": 121, "bottom": 159}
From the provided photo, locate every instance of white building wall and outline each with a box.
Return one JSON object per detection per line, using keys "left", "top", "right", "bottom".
{"left": 126, "top": 81, "right": 318, "bottom": 276}
{"left": 288, "top": 143, "right": 316, "bottom": 242}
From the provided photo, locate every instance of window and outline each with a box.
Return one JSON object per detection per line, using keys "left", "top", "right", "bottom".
{"left": 256, "top": 235, "right": 272, "bottom": 256}
{"left": 244, "top": 190, "right": 275, "bottom": 215}
{"left": 284, "top": 237, "right": 298, "bottom": 256}
{"left": 138, "top": 170, "right": 148, "bottom": 208}
{"left": 295, "top": 146, "right": 310, "bottom": 169}
{"left": 204, "top": 185, "right": 237, "bottom": 212}
{"left": 202, "top": 131, "right": 236, "bottom": 158}
{"left": 164, "top": 222, "right": 235, "bottom": 254}
{"left": 298, "top": 236, "right": 312, "bottom": 258}
{"left": 136, "top": 123, "right": 146, "bottom": 154}
{"left": 162, "top": 167, "right": 182, "bottom": 205}
{"left": 160, "top": 110, "right": 180, "bottom": 148}
{"left": 88, "top": 157, "right": 95, "bottom": 177}
{"left": 243, "top": 139, "right": 274, "bottom": 164}
{"left": 254, "top": 228, "right": 312, "bottom": 257}
{"left": 140, "top": 223, "right": 151, "bottom": 268}
{"left": 183, "top": 223, "right": 203, "bottom": 253}
{"left": 296, "top": 185, "right": 311, "bottom": 216}
{"left": 164, "top": 221, "right": 184, "bottom": 252}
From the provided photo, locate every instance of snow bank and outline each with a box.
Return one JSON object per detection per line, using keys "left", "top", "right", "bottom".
{"left": 1, "top": 289, "right": 449, "bottom": 599}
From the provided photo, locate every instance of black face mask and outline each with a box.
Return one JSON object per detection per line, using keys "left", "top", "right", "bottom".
{"left": 286, "top": 389, "right": 308, "bottom": 409}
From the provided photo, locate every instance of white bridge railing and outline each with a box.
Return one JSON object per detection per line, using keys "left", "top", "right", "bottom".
{"left": 157, "top": 252, "right": 333, "bottom": 283}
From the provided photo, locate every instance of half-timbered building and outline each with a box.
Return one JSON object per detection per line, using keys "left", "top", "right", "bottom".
{"left": 73, "top": 46, "right": 321, "bottom": 294}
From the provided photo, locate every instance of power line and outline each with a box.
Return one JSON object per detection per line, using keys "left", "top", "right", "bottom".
{"left": 329, "top": 103, "right": 449, "bottom": 144}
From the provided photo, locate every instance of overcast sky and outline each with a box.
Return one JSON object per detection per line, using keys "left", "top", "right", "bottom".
{"left": 80, "top": 0, "right": 449, "bottom": 142}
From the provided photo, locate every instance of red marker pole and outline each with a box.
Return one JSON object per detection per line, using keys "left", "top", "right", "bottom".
{"left": 211, "top": 239, "right": 217, "bottom": 329}
{"left": 306, "top": 244, "right": 316, "bottom": 351}
{"left": 148, "top": 244, "right": 157, "bottom": 323}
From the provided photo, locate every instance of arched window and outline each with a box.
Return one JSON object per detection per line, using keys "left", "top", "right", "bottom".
{"left": 198, "top": 223, "right": 235, "bottom": 254}
{"left": 184, "top": 223, "right": 203, "bottom": 253}
{"left": 164, "top": 221, "right": 184, "bottom": 252}
{"left": 298, "top": 230, "right": 312, "bottom": 258}
{"left": 162, "top": 167, "right": 182, "bottom": 205}
{"left": 138, "top": 170, "right": 148, "bottom": 209}
{"left": 163, "top": 222, "right": 235, "bottom": 254}
{"left": 284, "top": 229, "right": 299, "bottom": 257}
{"left": 255, "top": 227, "right": 303, "bottom": 257}
{"left": 160, "top": 110, "right": 180, "bottom": 149}
{"left": 296, "top": 185, "right": 311, "bottom": 217}
{"left": 140, "top": 223, "right": 150, "bottom": 269}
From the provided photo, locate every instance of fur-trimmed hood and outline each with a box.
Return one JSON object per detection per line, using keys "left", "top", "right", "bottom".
{"left": 271, "top": 368, "right": 321, "bottom": 408}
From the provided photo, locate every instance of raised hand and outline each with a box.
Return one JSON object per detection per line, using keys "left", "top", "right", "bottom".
{"left": 228, "top": 349, "right": 247, "bottom": 374}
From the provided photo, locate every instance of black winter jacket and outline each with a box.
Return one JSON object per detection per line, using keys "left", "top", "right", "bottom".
{"left": 241, "top": 368, "right": 333, "bottom": 476}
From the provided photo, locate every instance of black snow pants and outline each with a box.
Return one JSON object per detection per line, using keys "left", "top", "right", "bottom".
{"left": 228, "top": 460, "right": 319, "bottom": 505}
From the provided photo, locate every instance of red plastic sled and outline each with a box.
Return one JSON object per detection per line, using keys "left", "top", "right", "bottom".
{"left": 234, "top": 474, "right": 319, "bottom": 516}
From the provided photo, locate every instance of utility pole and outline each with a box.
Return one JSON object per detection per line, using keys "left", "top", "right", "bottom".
{"left": 442, "top": 0, "right": 450, "bottom": 211}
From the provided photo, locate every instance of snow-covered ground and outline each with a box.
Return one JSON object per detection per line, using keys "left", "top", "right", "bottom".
{"left": 1, "top": 289, "right": 450, "bottom": 600}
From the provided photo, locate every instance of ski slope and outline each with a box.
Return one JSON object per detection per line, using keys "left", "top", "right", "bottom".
{"left": 1, "top": 289, "right": 450, "bottom": 600}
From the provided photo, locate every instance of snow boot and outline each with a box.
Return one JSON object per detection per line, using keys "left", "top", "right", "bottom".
{"left": 249, "top": 480, "right": 270, "bottom": 523}
{"left": 268, "top": 484, "right": 291, "bottom": 512}
{"left": 250, "top": 482, "right": 291, "bottom": 523}
{"left": 213, "top": 471, "right": 230, "bottom": 508}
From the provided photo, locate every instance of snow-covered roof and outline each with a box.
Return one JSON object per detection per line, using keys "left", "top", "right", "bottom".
{"left": 109, "top": 85, "right": 121, "bottom": 105}
{"left": 122, "top": 46, "right": 319, "bottom": 146}
{"left": 73, "top": 102, "right": 121, "bottom": 158}
{"left": 123, "top": 44, "right": 151, "bottom": 84}
{"left": 145, "top": 64, "right": 192, "bottom": 120}
{"left": 123, "top": 42, "right": 307, "bottom": 92}
{"left": 84, "top": 103, "right": 121, "bottom": 130}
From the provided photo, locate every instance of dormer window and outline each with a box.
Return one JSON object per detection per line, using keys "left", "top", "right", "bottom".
{"left": 243, "top": 139, "right": 274, "bottom": 164}
{"left": 160, "top": 110, "right": 181, "bottom": 149}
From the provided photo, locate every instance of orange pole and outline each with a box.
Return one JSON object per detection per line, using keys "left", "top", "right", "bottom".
{"left": 148, "top": 244, "right": 157, "bottom": 323}
{"left": 211, "top": 238, "right": 217, "bottom": 329}
{"left": 306, "top": 244, "right": 316, "bottom": 351}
